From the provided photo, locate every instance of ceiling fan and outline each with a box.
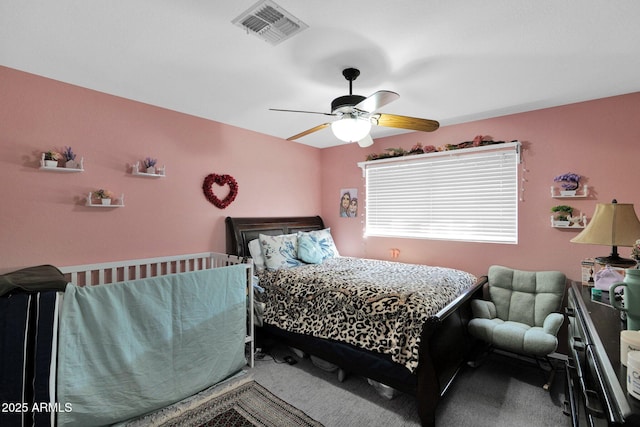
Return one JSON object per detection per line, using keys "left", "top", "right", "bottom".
{"left": 270, "top": 68, "right": 440, "bottom": 147}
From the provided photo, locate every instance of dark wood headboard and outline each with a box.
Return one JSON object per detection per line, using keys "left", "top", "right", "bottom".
{"left": 225, "top": 216, "right": 325, "bottom": 257}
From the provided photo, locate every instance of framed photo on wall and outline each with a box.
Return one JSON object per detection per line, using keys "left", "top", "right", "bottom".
{"left": 340, "top": 188, "right": 358, "bottom": 218}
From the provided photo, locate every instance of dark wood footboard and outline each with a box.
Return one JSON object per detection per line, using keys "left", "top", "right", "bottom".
{"left": 416, "top": 275, "right": 486, "bottom": 427}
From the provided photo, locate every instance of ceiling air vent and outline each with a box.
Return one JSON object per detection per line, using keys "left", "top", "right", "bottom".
{"left": 232, "top": 0, "right": 308, "bottom": 45}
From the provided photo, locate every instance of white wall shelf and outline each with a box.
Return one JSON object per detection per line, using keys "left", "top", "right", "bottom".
{"left": 85, "top": 192, "right": 125, "bottom": 208}
{"left": 550, "top": 184, "right": 588, "bottom": 198}
{"left": 40, "top": 165, "right": 84, "bottom": 173}
{"left": 39, "top": 154, "right": 84, "bottom": 172}
{"left": 550, "top": 214, "right": 587, "bottom": 229}
{"left": 132, "top": 161, "right": 166, "bottom": 178}
{"left": 550, "top": 182, "right": 589, "bottom": 229}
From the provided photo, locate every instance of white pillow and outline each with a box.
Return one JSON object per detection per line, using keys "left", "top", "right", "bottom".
{"left": 297, "top": 228, "right": 340, "bottom": 260}
{"left": 259, "top": 233, "right": 305, "bottom": 270}
{"left": 248, "top": 239, "right": 266, "bottom": 271}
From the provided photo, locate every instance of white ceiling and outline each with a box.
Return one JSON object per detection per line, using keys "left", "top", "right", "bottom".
{"left": 2, "top": 1, "right": 640, "bottom": 149}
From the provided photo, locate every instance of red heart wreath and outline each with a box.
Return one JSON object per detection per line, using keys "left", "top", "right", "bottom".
{"left": 202, "top": 174, "right": 238, "bottom": 209}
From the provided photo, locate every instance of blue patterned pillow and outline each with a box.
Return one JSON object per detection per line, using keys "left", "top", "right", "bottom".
{"left": 258, "top": 233, "right": 304, "bottom": 270}
{"left": 297, "top": 233, "right": 324, "bottom": 264}
{"left": 297, "top": 229, "right": 339, "bottom": 260}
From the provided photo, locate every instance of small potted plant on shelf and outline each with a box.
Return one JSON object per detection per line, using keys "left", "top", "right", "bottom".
{"left": 554, "top": 172, "right": 581, "bottom": 196}
{"left": 62, "top": 146, "right": 78, "bottom": 169}
{"left": 43, "top": 150, "right": 61, "bottom": 168}
{"left": 95, "top": 189, "right": 115, "bottom": 205}
{"left": 551, "top": 205, "right": 574, "bottom": 226}
{"left": 143, "top": 157, "right": 157, "bottom": 174}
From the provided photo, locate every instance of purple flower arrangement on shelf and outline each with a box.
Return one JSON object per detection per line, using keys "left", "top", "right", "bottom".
{"left": 143, "top": 157, "right": 157, "bottom": 169}
{"left": 62, "top": 146, "right": 81, "bottom": 168}
{"left": 142, "top": 157, "right": 159, "bottom": 174}
{"left": 142, "top": 157, "right": 158, "bottom": 174}
{"left": 554, "top": 172, "right": 581, "bottom": 191}
{"left": 62, "top": 146, "right": 76, "bottom": 161}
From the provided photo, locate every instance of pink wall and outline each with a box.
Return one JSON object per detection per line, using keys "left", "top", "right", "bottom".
{"left": 3, "top": 64, "right": 639, "bottom": 283}
{"left": 321, "top": 92, "right": 640, "bottom": 281}
{"left": 0, "top": 66, "right": 321, "bottom": 271}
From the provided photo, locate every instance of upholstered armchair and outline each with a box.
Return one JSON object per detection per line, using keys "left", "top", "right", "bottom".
{"left": 468, "top": 265, "right": 566, "bottom": 388}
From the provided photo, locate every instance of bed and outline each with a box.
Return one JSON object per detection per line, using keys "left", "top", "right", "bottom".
{"left": 225, "top": 216, "right": 487, "bottom": 427}
{"left": 0, "top": 252, "right": 253, "bottom": 427}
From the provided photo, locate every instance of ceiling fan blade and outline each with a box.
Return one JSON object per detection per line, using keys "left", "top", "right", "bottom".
{"left": 373, "top": 113, "right": 440, "bottom": 132}
{"left": 270, "top": 108, "right": 335, "bottom": 116}
{"left": 357, "top": 134, "right": 374, "bottom": 148}
{"left": 354, "top": 90, "right": 399, "bottom": 113}
{"left": 287, "top": 123, "right": 331, "bottom": 141}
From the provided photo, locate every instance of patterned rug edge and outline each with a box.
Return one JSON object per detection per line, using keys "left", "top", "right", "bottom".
{"left": 117, "top": 373, "right": 323, "bottom": 427}
{"left": 232, "top": 381, "right": 324, "bottom": 427}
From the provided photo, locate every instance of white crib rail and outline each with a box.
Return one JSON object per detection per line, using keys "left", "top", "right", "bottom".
{"left": 59, "top": 252, "right": 255, "bottom": 367}
{"left": 59, "top": 252, "right": 243, "bottom": 285}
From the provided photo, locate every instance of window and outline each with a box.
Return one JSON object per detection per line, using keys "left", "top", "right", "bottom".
{"left": 358, "top": 141, "right": 520, "bottom": 244}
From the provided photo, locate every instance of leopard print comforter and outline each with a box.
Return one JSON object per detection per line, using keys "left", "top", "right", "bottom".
{"left": 257, "top": 257, "right": 477, "bottom": 372}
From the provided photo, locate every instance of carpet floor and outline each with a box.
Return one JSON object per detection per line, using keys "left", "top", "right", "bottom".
{"left": 251, "top": 346, "right": 570, "bottom": 427}
{"left": 118, "top": 347, "right": 569, "bottom": 427}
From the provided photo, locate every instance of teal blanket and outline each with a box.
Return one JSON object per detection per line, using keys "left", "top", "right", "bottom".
{"left": 57, "top": 265, "right": 247, "bottom": 427}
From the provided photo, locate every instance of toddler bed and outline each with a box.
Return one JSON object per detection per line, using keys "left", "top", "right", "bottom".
{"left": 225, "top": 216, "right": 486, "bottom": 427}
{"left": 0, "top": 252, "right": 253, "bottom": 427}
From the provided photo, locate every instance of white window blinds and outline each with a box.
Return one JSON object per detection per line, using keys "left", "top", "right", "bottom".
{"left": 358, "top": 141, "right": 520, "bottom": 244}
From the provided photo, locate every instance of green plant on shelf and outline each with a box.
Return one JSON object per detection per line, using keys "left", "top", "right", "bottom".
{"left": 44, "top": 150, "right": 61, "bottom": 161}
{"left": 551, "top": 205, "right": 574, "bottom": 221}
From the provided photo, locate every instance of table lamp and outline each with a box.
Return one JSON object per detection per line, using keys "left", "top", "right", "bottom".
{"left": 571, "top": 200, "right": 640, "bottom": 267}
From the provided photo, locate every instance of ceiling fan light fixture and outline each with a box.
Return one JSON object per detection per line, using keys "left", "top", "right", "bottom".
{"left": 331, "top": 116, "right": 371, "bottom": 142}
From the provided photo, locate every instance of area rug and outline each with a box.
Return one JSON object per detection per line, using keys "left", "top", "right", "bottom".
{"left": 119, "top": 374, "right": 324, "bottom": 427}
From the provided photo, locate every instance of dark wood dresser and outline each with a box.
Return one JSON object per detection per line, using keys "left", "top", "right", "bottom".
{"left": 566, "top": 282, "right": 640, "bottom": 426}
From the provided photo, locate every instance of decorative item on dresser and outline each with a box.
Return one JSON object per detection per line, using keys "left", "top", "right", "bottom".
{"left": 566, "top": 282, "right": 640, "bottom": 426}
{"left": 225, "top": 215, "right": 487, "bottom": 427}
{"left": 610, "top": 269, "right": 640, "bottom": 331}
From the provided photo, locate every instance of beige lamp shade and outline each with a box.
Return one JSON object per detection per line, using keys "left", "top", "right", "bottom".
{"left": 571, "top": 202, "right": 640, "bottom": 266}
